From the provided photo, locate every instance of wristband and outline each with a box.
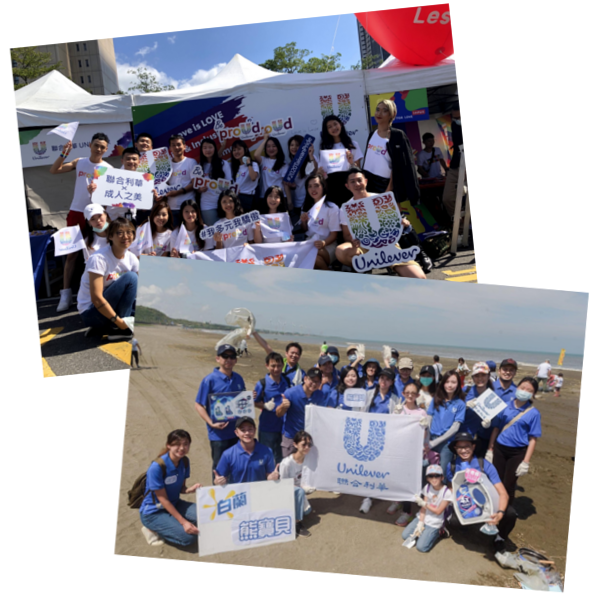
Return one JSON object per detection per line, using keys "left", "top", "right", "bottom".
{"left": 497, "top": 509, "right": 505, "bottom": 514}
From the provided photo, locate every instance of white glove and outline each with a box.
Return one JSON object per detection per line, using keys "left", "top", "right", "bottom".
{"left": 419, "top": 416, "right": 430, "bottom": 428}
{"left": 485, "top": 449, "right": 494, "bottom": 463}
{"left": 414, "top": 494, "right": 427, "bottom": 508}
{"left": 481, "top": 418, "right": 491, "bottom": 429}
{"left": 301, "top": 485, "right": 316, "bottom": 494}
{"left": 515, "top": 461, "right": 530, "bottom": 477}
{"left": 466, "top": 399, "right": 478, "bottom": 409}
{"left": 263, "top": 399, "right": 276, "bottom": 411}
{"left": 414, "top": 521, "right": 425, "bottom": 536}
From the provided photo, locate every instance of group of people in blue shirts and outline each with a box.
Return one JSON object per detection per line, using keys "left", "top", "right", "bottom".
{"left": 138, "top": 338, "right": 542, "bottom": 554}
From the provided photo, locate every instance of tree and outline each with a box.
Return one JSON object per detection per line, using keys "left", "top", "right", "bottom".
{"left": 351, "top": 54, "right": 384, "bottom": 71}
{"left": 260, "top": 42, "right": 343, "bottom": 74}
{"left": 126, "top": 67, "right": 175, "bottom": 94}
{"left": 11, "top": 47, "right": 61, "bottom": 90}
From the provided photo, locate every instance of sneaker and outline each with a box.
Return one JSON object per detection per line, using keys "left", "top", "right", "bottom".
{"left": 395, "top": 511, "right": 411, "bottom": 527}
{"left": 296, "top": 523, "right": 311, "bottom": 538}
{"left": 359, "top": 498, "right": 372, "bottom": 513}
{"left": 439, "top": 527, "right": 450, "bottom": 539}
{"left": 56, "top": 289, "right": 73, "bottom": 312}
{"left": 84, "top": 326, "right": 107, "bottom": 338}
{"left": 141, "top": 526, "right": 164, "bottom": 546}
{"left": 387, "top": 502, "right": 400, "bottom": 515}
{"left": 107, "top": 329, "right": 134, "bottom": 343}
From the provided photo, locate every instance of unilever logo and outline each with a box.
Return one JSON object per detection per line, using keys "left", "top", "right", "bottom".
{"left": 33, "top": 141, "right": 47, "bottom": 156}
{"left": 343, "top": 418, "right": 386, "bottom": 462}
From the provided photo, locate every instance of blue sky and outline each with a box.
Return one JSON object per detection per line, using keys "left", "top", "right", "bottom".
{"left": 137, "top": 259, "right": 589, "bottom": 355}
{"left": 114, "top": 14, "right": 364, "bottom": 92}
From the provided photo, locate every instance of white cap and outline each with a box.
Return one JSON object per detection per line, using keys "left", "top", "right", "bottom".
{"left": 83, "top": 203, "right": 106, "bottom": 221}
{"left": 426, "top": 464, "right": 443, "bottom": 476}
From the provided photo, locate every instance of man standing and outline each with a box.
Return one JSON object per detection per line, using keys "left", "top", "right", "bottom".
{"left": 317, "top": 355, "right": 338, "bottom": 398}
{"left": 133, "top": 132, "right": 154, "bottom": 225}
{"left": 536, "top": 360, "right": 552, "bottom": 393}
{"left": 195, "top": 344, "right": 245, "bottom": 481}
{"left": 493, "top": 359, "right": 518, "bottom": 403}
{"left": 130, "top": 337, "right": 141, "bottom": 369}
{"left": 417, "top": 133, "right": 448, "bottom": 179}
{"left": 50, "top": 133, "right": 111, "bottom": 312}
{"left": 163, "top": 134, "right": 197, "bottom": 223}
{"left": 394, "top": 357, "right": 415, "bottom": 398}
{"left": 252, "top": 331, "right": 306, "bottom": 386}
{"left": 433, "top": 355, "right": 443, "bottom": 383}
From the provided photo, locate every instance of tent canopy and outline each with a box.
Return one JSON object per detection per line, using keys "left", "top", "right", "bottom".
{"left": 16, "top": 70, "right": 132, "bottom": 128}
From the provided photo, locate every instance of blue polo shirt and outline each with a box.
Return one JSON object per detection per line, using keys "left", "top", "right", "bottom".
{"left": 370, "top": 390, "right": 395, "bottom": 413}
{"left": 216, "top": 441, "right": 275, "bottom": 483}
{"left": 195, "top": 368, "right": 246, "bottom": 442}
{"left": 394, "top": 375, "right": 414, "bottom": 399}
{"left": 364, "top": 378, "right": 378, "bottom": 391}
{"left": 254, "top": 374, "right": 290, "bottom": 433}
{"left": 495, "top": 400, "right": 542, "bottom": 448}
{"left": 327, "top": 388, "right": 342, "bottom": 408}
{"left": 139, "top": 453, "right": 189, "bottom": 516}
{"left": 445, "top": 457, "right": 501, "bottom": 485}
{"left": 346, "top": 362, "right": 364, "bottom": 377}
{"left": 427, "top": 397, "right": 466, "bottom": 438}
{"left": 493, "top": 379, "right": 517, "bottom": 403}
{"left": 284, "top": 363, "right": 306, "bottom": 382}
{"left": 282, "top": 384, "right": 325, "bottom": 438}
{"left": 320, "top": 370, "right": 339, "bottom": 398}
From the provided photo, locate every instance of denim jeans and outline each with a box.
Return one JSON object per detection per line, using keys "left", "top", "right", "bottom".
{"left": 80, "top": 271, "right": 137, "bottom": 328}
{"left": 431, "top": 437, "right": 453, "bottom": 484}
{"left": 201, "top": 209, "right": 219, "bottom": 227}
{"left": 140, "top": 500, "right": 197, "bottom": 546}
{"left": 402, "top": 518, "right": 441, "bottom": 552}
{"left": 294, "top": 486, "right": 311, "bottom": 522}
{"left": 259, "top": 430, "right": 282, "bottom": 465}
{"left": 210, "top": 438, "right": 238, "bottom": 482}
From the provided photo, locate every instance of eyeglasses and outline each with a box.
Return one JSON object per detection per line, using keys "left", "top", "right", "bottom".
{"left": 221, "top": 354, "right": 237, "bottom": 360}
{"left": 115, "top": 230, "right": 134, "bottom": 238}
{"left": 404, "top": 391, "right": 418, "bottom": 396}
{"left": 427, "top": 474, "right": 442, "bottom": 478}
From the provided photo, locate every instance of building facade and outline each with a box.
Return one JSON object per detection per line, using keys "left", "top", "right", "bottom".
{"left": 356, "top": 21, "right": 390, "bottom": 69}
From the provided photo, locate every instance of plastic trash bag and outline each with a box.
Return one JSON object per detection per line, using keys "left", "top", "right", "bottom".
{"left": 382, "top": 345, "right": 392, "bottom": 365}
{"left": 215, "top": 308, "right": 256, "bottom": 352}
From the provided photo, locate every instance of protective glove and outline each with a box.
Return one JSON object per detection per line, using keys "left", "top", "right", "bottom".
{"left": 419, "top": 416, "right": 430, "bottom": 428}
{"left": 414, "top": 521, "right": 425, "bottom": 536}
{"left": 515, "top": 461, "right": 530, "bottom": 477}
{"left": 481, "top": 418, "right": 491, "bottom": 429}
{"left": 485, "top": 449, "right": 494, "bottom": 463}
{"left": 301, "top": 485, "right": 316, "bottom": 494}
{"left": 466, "top": 399, "right": 478, "bottom": 409}
{"left": 414, "top": 494, "right": 427, "bottom": 508}
{"left": 263, "top": 399, "right": 276, "bottom": 411}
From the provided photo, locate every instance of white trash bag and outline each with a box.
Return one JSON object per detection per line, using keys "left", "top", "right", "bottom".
{"left": 382, "top": 345, "right": 392, "bottom": 365}
{"left": 215, "top": 308, "right": 256, "bottom": 352}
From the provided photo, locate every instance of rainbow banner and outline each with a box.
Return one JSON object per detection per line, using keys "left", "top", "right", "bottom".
{"left": 369, "top": 90, "right": 429, "bottom": 125}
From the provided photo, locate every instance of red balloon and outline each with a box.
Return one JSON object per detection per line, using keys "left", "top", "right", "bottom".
{"left": 356, "top": 5, "right": 453, "bottom": 66}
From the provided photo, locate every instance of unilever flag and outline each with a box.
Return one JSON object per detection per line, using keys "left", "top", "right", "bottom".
{"left": 302, "top": 405, "right": 423, "bottom": 501}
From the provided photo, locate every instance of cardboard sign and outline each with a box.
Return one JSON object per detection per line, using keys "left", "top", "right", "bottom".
{"left": 320, "top": 149, "right": 350, "bottom": 173}
{"left": 137, "top": 147, "right": 172, "bottom": 190}
{"left": 201, "top": 211, "right": 260, "bottom": 240}
{"left": 283, "top": 134, "right": 315, "bottom": 183}
{"left": 52, "top": 225, "right": 86, "bottom": 256}
{"left": 47, "top": 121, "right": 79, "bottom": 142}
{"left": 93, "top": 166, "right": 154, "bottom": 210}
{"left": 343, "top": 389, "right": 368, "bottom": 408}
{"left": 191, "top": 165, "right": 239, "bottom": 197}
{"left": 209, "top": 390, "right": 254, "bottom": 422}
{"left": 197, "top": 479, "right": 295, "bottom": 557}
{"left": 471, "top": 388, "right": 507, "bottom": 421}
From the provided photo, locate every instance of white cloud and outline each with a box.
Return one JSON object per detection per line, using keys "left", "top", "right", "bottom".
{"left": 137, "top": 284, "right": 163, "bottom": 307}
{"left": 135, "top": 42, "right": 158, "bottom": 57}
{"left": 167, "top": 35, "right": 177, "bottom": 44}
{"left": 179, "top": 63, "right": 226, "bottom": 88}
{"left": 165, "top": 283, "right": 191, "bottom": 297}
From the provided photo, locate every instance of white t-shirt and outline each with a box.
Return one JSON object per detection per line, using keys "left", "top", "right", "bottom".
{"left": 417, "top": 390, "right": 434, "bottom": 410}
{"left": 70, "top": 158, "right": 111, "bottom": 213}
{"left": 142, "top": 229, "right": 172, "bottom": 256}
{"left": 537, "top": 362, "right": 552, "bottom": 378}
{"left": 319, "top": 141, "right": 364, "bottom": 174}
{"left": 253, "top": 212, "right": 293, "bottom": 243}
{"left": 259, "top": 157, "right": 288, "bottom": 196}
{"left": 363, "top": 131, "right": 392, "bottom": 179}
{"left": 421, "top": 484, "right": 452, "bottom": 529}
{"left": 204, "top": 218, "right": 254, "bottom": 249}
{"left": 131, "top": 338, "right": 139, "bottom": 351}
{"left": 555, "top": 376, "right": 564, "bottom": 388}
{"left": 292, "top": 172, "right": 309, "bottom": 208}
{"left": 417, "top": 148, "right": 445, "bottom": 178}
{"left": 200, "top": 160, "right": 233, "bottom": 210}
{"left": 305, "top": 199, "right": 341, "bottom": 240}
{"left": 77, "top": 245, "right": 139, "bottom": 313}
{"left": 280, "top": 455, "right": 304, "bottom": 487}
{"left": 169, "top": 225, "right": 201, "bottom": 254}
{"left": 166, "top": 157, "right": 198, "bottom": 211}
{"left": 433, "top": 363, "right": 443, "bottom": 383}
{"left": 233, "top": 161, "right": 260, "bottom": 195}
{"left": 82, "top": 233, "right": 109, "bottom": 262}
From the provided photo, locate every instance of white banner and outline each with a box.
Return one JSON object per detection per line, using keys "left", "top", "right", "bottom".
{"left": 93, "top": 166, "right": 154, "bottom": 209}
{"left": 197, "top": 479, "right": 295, "bottom": 557}
{"left": 130, "top": 221, "right": 153, "bottom": 257}
{"left": 47, "top": 121, "right": 79, "bottom": 142}
{"left": 258, "top": 212, "right": 292, "bottom": 242}
{"left": 302, "top": 405, "right": 423, "bottom": 501}
{"left": 52, "top": 225, "right": 86, "bottom": 256}
{"left": 20, "top": 122, "right": 132, "bottom": 168}
{"left": 201, "top": 211, "right": 260, "bottom": 240}
{"left": 471, "top": 389, "right": 507, "bottom": 421}
{"left": 137, "top": 147, "right": 172, "bottom": 190}
{"left": 189, "top": 240, "right": 318, "bottom": 269}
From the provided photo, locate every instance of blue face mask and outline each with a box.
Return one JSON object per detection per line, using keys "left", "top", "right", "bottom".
{"left": 515, "top": 389, "right": 533, "bottom": 402}
{"left": 328, "top": 354, "right": 339, "bottom": 364}
{"left": 348, "top": 354, "right": 357, "bottom": 362}
{"left": 389, "top": 358, "right": 397, "bottom": 367}
{"left": 420, "top": 376, "right": 433, "bottom": 387}
{"left": 92, "top": 221, "right": 109, "bottom": 234}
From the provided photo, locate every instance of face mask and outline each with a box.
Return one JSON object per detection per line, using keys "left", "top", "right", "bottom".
{"left": 515, "top": 389, "right": 533, "bottom": 401}
{"left": 92, "top": 222, "right": 109, "bottom": 233}
{"left": 348, "top": 354, "right": 357, "bottom": 362}
{"left": 420, "top": 377, "right": 433, "bottom": 387}
{"left": 328, "top": 354, "right": 339, "bottom": 364}
{"left": 389, "top": 358, "right": 397, "bottom": 366}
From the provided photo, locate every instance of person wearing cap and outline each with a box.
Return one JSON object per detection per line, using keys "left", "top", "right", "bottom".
{"left": 486, "top": 361, "right": 498, "bottom": 382}
{"left": 387, "top": 348, "right": 400, "bottom": 368}
{"left": 317, "top": 355, "right": 339, "bottom": 398}
{"left": 393, "top": 357, "right": 415, "bottom": 399}
{"left": 461, "top": 362, "right": 497, "bottom": 458}
{"left": 345, "top": 345, "right": 364, "bottom": 377}
{"left": 493, "top": 359, "right": 518, "bottom": 403}
{"left": 252, "top": 332, "right": 306, "bottom": 386}
{"left": 76, "top": 217, "right": 138, "bottom": 341}
{"left": 417, "top": 365, "right": 437, "bottom": 409}
{"left": 195, "top": 344, "right": 246, "bottom": 482}
{"left": 446, "top": 432, "right": 516, "bottom": 550}
{"left": 433, "top": 355, "right": 443, "bottom": 383}
{"left": 401, "top": 464, "right": 452, "bottom": 552}
{"left": 81, "top": 203, "right": 110, "bottom": 262}
{"left": 277, "top": 368, "right": 325, "bottom": 458}
{"left": 325, "top": 345, "right": 342, "bottom": 379}
{"left": 214, "top": 417, "right": 312, "bottom": 537}
{"left": 362, "top": 358, "right": 381, "bottom": 391}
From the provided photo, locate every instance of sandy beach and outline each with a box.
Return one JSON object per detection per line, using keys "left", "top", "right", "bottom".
{"left": 114, "top": 325, "right": 579, "bottom": 588}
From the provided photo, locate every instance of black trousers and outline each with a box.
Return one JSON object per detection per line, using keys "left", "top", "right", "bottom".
{"left": 493, "top": 442, "right": 528, "bottom": 504}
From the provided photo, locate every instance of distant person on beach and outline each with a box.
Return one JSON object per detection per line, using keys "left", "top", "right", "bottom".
{"left": 417, "top": 365, "right": 437, "bottom": 409}
{"left": 535, "top": 360, "right": 552, "bottom": 393}
{"left": 252, "top": 331, "right": 306, "bottom": 385}
{"left": 433, "top": 355, "right": 443, "bottom": 383}
{"left": 131, "top": 338, "right": 141, "bottom": 368}
{"left": 494, "top": 359, "right": 518, "bottom": 403}
{"left": 456, "top": 358, "right": 470, "bottom": 386}
{"left": 554, "top": 373, "right": 564, "bottom": 397}
{"left": 194, "top": 343, "right": 245, "bottom": 482}
{"left": 138, "top": 429, "right": 202, "bottom": 547}
{"left": 328, "top": 366, "right": 363, "bottom": 410}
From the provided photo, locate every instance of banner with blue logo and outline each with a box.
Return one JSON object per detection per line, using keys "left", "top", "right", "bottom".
{"left": 302, "top": 405, "right": 423, "bottom": 501}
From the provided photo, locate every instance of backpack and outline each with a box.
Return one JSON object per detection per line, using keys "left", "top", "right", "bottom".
{"left": 127, "top": 456, "right": 190, "bottom": 509}
{"left": 421, "top": 232, "right": 450, "bottom": 260}
{"left": 256, "top": 374, "right": 291, "bottom": 404}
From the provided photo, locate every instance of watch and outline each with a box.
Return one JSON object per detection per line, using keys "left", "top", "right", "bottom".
{"left": 110, "top": 315, "right": 119, "bottom": 323}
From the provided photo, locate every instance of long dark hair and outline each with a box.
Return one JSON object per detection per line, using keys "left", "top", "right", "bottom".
{"left": 230, "top": 139, "right": 252, "bottom": 180}
{"left": 433, "top": 370, "right": 465, "bottom": 410}
{"left": 373, "top": 369, "right": 395, "bottom": 400}
{"left": 157, "top": 429, "right": 192, "bottom": 458}
{"left": 217, "top": 189, "right": 244, "bottom": 219}
{"left": 257, "top": 185, "right": 285, "bottom": 215}
{"left": 288, "top": 134, "right": 310, "bottom": 179}
{"left": 320, "top": 115, "right": 355, "bottom": 151}
{"left": 264, "top": 136, "right": 286, "bottom": 172}
{"left": 148, "top": 200, "right": 174, "bottom": 238}
{"left": 84, "top": 210, "right": 110, "bottom": 249}
{"left": 301, "top": 173, "right": 333, "bottom": 213}
{"left": 336, "top": 366, "right": 363, "bottom": 395}
{"left": 179, "top": 199, "right": 204, "bottom": 250}
{"left": 200, "top": 138, "right": 225, "bottom": 180}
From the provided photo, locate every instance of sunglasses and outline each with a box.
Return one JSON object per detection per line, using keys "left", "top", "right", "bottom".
{"left": 221, "top": 354, "right": 237, "bottom": 360}
{"left": 427, "top": 474, "right": 442, "bottom": 478}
